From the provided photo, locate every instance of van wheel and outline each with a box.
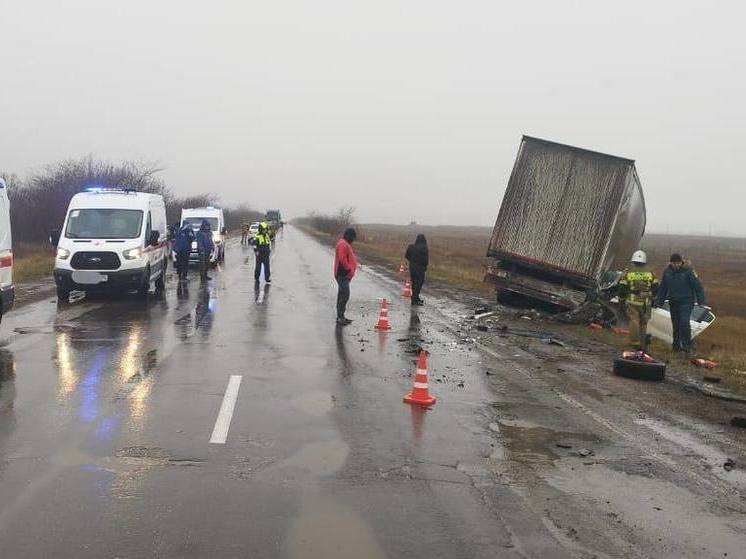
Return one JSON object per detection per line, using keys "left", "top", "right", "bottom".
{"left": 57, "top": 286, "right": 71, "bottom": 303}
{"left": 155, "top": 272, "right": 165, "bottom": 292}
{"left": 137, "top": 268, "right": 151, "bottom": 299}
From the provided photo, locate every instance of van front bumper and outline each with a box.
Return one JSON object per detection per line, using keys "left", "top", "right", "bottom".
{"left": 54, "top": 267, "right": 148, "bottom": 292}
{"left": 0, "top": 285, "right": 14, "bottom": 315}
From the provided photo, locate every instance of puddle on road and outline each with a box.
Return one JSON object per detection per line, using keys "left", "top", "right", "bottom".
{"left": 283, "top": 440, "right": 350, "bottom": 476}
{"left": 286, "top": 495, "right": 388, "bottom": 559}
{"left": 291, "top": 391, "right": 334, "bottom": 416}
{"left": 278, "top": 355, "right": 327, "bottom": 371}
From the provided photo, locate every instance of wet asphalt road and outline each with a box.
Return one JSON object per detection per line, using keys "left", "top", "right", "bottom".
{"left": 0, "top": 228, "right": 554, "bottom": 559}
{"left": 1, "top": 228, "right": 746, "bottom": 558}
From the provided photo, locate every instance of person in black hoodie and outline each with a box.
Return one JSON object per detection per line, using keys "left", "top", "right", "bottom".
{"left": 405, "top": 234, "right": 429, "bottom": 305}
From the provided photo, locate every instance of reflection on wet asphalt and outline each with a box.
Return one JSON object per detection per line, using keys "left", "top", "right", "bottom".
{"left": 0, "top": 228, "right": 744, "bottom": 558}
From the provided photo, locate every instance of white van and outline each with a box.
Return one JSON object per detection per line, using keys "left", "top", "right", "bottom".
{"left": 180, "top": 207, "right": 226, "bottom": 264}
{"left": 52, "top": 189, "right": 169, "bottom": 300}
{"left": 648, "top": 302, "right": 716, "bottom": 345}
{"left": 0, "top": 179, "right": 14, "bottom": 322}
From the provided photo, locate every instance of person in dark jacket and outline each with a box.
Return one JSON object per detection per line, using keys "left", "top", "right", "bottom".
{"left": 173, "top": 220, "right": 196, "bottom": 281}
{"left": 655, "top": 253, "right": 706, "bottom": 352}
{"left": 333, "top": 228, "right": 358, "bottom": 325}
{"left": 196, "top": 220, "right": 215, "bottom": 281}
{"left": 252, "top": 222, "right": 272, "bottom": 283}
{"left": 405, "top": 234, "right": 429, "bottom": 305}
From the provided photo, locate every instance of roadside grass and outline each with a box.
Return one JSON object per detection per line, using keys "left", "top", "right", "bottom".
{"left": 13, "top": 243, "right": 54, "bottom": 283}
{"left": 301, "top": 223, "right": 746, "bottom": 378}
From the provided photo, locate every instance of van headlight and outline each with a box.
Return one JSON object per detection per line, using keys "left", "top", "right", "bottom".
{"left": 56, "top": 248, "right": 71, "bottom": 260}
{"left": 123, "top": 247, "right": 142, "bottom": 260}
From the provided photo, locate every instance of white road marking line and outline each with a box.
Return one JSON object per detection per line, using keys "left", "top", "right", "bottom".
{"left": 209, "top": 375, "right": 243, "bottom": 444}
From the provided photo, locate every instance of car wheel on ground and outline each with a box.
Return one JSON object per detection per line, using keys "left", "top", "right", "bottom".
{"left": 613, "top": 357, "right": 666, "bottom": 381}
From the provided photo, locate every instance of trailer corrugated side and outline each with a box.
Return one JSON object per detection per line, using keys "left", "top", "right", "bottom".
{"left": 486, "top": 136, "right": 646, "bottom": 308}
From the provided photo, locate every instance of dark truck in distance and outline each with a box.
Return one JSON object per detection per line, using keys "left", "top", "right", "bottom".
{"left": 485, "top": 136, "right": 646, "bottom": 311}
{"left": 265, "top": 209, "right": 283, "bottom": 232}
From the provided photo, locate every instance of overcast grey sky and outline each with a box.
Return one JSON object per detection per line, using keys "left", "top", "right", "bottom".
{"left": 1, "top": 1, "right": 744, "bottom": 234}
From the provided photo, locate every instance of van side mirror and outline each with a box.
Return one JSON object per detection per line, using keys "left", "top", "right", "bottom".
{"left": 148, "top": 230, "right": 160, "bottom": 246}
{"left": 49, "top": 229, "right": 61, "bottom": 247}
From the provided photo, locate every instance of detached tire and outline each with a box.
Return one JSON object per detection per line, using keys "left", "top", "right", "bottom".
{"left": 613, "top": 357, "right": 666, "bottom": 382}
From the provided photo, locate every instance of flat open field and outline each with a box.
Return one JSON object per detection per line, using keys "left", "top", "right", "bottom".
{"left": 351, "top": 224, "right": 746, "bottom": 373}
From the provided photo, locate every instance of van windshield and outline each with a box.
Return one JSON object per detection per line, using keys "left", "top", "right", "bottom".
{"left": 183, "top": 217, "right": 219, "bottom": 230}
{"left": 65, "top": 209, "right": 144, "bottom": 239}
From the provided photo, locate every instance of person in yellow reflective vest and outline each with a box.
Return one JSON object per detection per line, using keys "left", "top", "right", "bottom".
{"left": 618, "top": 250, "right": 658, "bottom": 351}
{"left": 251, "top": 222, "right": 272, "bottom": 283}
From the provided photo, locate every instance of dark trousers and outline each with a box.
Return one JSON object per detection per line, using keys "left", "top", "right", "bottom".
{"left": 410, "top": 268, "right": 426, "bottom": 301}
{"left": 670, "top": 301, "right": 694, "bottom": 350}
{"left": 176, "top": 251, "right": 190, "bottom": 279}
{"left": 336, "top": 274, "right": 350, "bottom": 319}
{"left": 255, "top": 251, "right": 270, "bottom": 281}
{"left": 199, "top": 253, "right": 210, "bottom": 279}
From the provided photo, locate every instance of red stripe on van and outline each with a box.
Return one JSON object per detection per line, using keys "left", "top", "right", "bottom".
{"left": 0, "top": 253, "right": 13, "bottom": 268}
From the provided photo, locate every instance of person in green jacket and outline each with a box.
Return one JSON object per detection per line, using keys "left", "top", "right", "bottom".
{"left": 655, "top": 253, "right": 706, "bottom": 352}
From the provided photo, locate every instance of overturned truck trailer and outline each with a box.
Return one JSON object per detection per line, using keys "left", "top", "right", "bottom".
{"left": 486, "top": 136, "right": 646, "bottom": 310}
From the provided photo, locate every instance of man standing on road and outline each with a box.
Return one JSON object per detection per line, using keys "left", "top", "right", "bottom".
{"left": 405, "top": 234, "right": 429, "bottom": 306}
{"left": 196, "top": 220, "right": 215, "bottom": 282}
{"left": 334, "top": 227, "right": 358, "bottom": 325}
{"left": 618, "top": 250, "right": 657, "bottom": 351}
{"left": 241, "top": 222, "right": 250, "bottom": 245}
{"left": 655, "top": 253, "right": 706, "bottom": 353}
{"left": 252, "top": 222, "right": 271, "bottom": 283}
{"left": 173, "top": 220, "right": 195, "bottom": 281}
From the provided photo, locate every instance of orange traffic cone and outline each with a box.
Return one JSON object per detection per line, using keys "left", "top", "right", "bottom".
{"left": 374, "top": 298, "right": 392, "bottom": 331}
{"left": 401, "top": 279, "right": 413, "bottom": 298}
{"left": 403, "top": 351, "right": 436, "bottom": 407}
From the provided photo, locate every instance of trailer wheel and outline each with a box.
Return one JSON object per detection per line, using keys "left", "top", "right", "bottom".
{"left": 613, "top": 357, "right": 666, "bottom": 382}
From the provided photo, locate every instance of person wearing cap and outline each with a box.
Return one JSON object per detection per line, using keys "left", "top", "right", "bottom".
{"left": 251, "top": 222, "right": 272, "bottom": 283}
{"left": 618, "top": 250, "right": 658, "bottom": 351}
{"left": 196, "top": 220, "right": 215, "bottom": 281}
{"left": 655, "top": 253, "right": 706, "bottom": 352}
{"left": 173, "top": 220, "right": 196, "bottom": 281}
{"left": 333, "top": 227, "right": 358, "bottom": 325}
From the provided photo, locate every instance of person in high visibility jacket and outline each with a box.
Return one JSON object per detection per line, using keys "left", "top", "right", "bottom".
{"left": 618, "top": 250, "right": 658, "bottom": 351}
{"left": 252, "top": 222, "right": 272, "bottom": 283}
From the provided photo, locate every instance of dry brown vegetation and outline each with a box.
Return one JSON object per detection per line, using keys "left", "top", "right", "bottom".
{"left": 337, "top": 224, "right": 746, "bottom": 374}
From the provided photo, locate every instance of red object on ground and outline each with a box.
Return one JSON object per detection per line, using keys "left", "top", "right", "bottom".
{"left": 401, "top": 280, "right": 413, "bottom": 298}
{"left": 374, "top": 298, "right": 392, "bottom": 331}
{"left": 691, "top": 358, "right": 719, "bottom": 369}
{"left": 621, "top": 349, "right": 658, "bottom": 363}
{"left": 612, "top": 327, "right": 630, "bottom": 335}
{"left": 333, "top": 238, "right": 358, "bottom": 279}
{"left": 403, "top": 351, "right": 436, "bottom": 407}
{"left": 588, "top": 323, "right": 603, "bottom": 330}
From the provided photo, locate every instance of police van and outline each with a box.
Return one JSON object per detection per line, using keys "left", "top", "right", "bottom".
{"left": 52, "top": 189, "right": 169, "bottom": 300}
{"left": 180, "top": 207, "right": 226, "bottom": 264}
{"left": 0, "top": 179, "right": 14, "bottom": 322}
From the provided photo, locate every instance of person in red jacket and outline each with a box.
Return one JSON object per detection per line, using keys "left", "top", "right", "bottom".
{"left": 334, "top": 227, "right": 358, "bottom": 325}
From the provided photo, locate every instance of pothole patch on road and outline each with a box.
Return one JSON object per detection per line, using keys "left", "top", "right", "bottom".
{"left": 115, "top": 446, "right": 206, "bottom": 468}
